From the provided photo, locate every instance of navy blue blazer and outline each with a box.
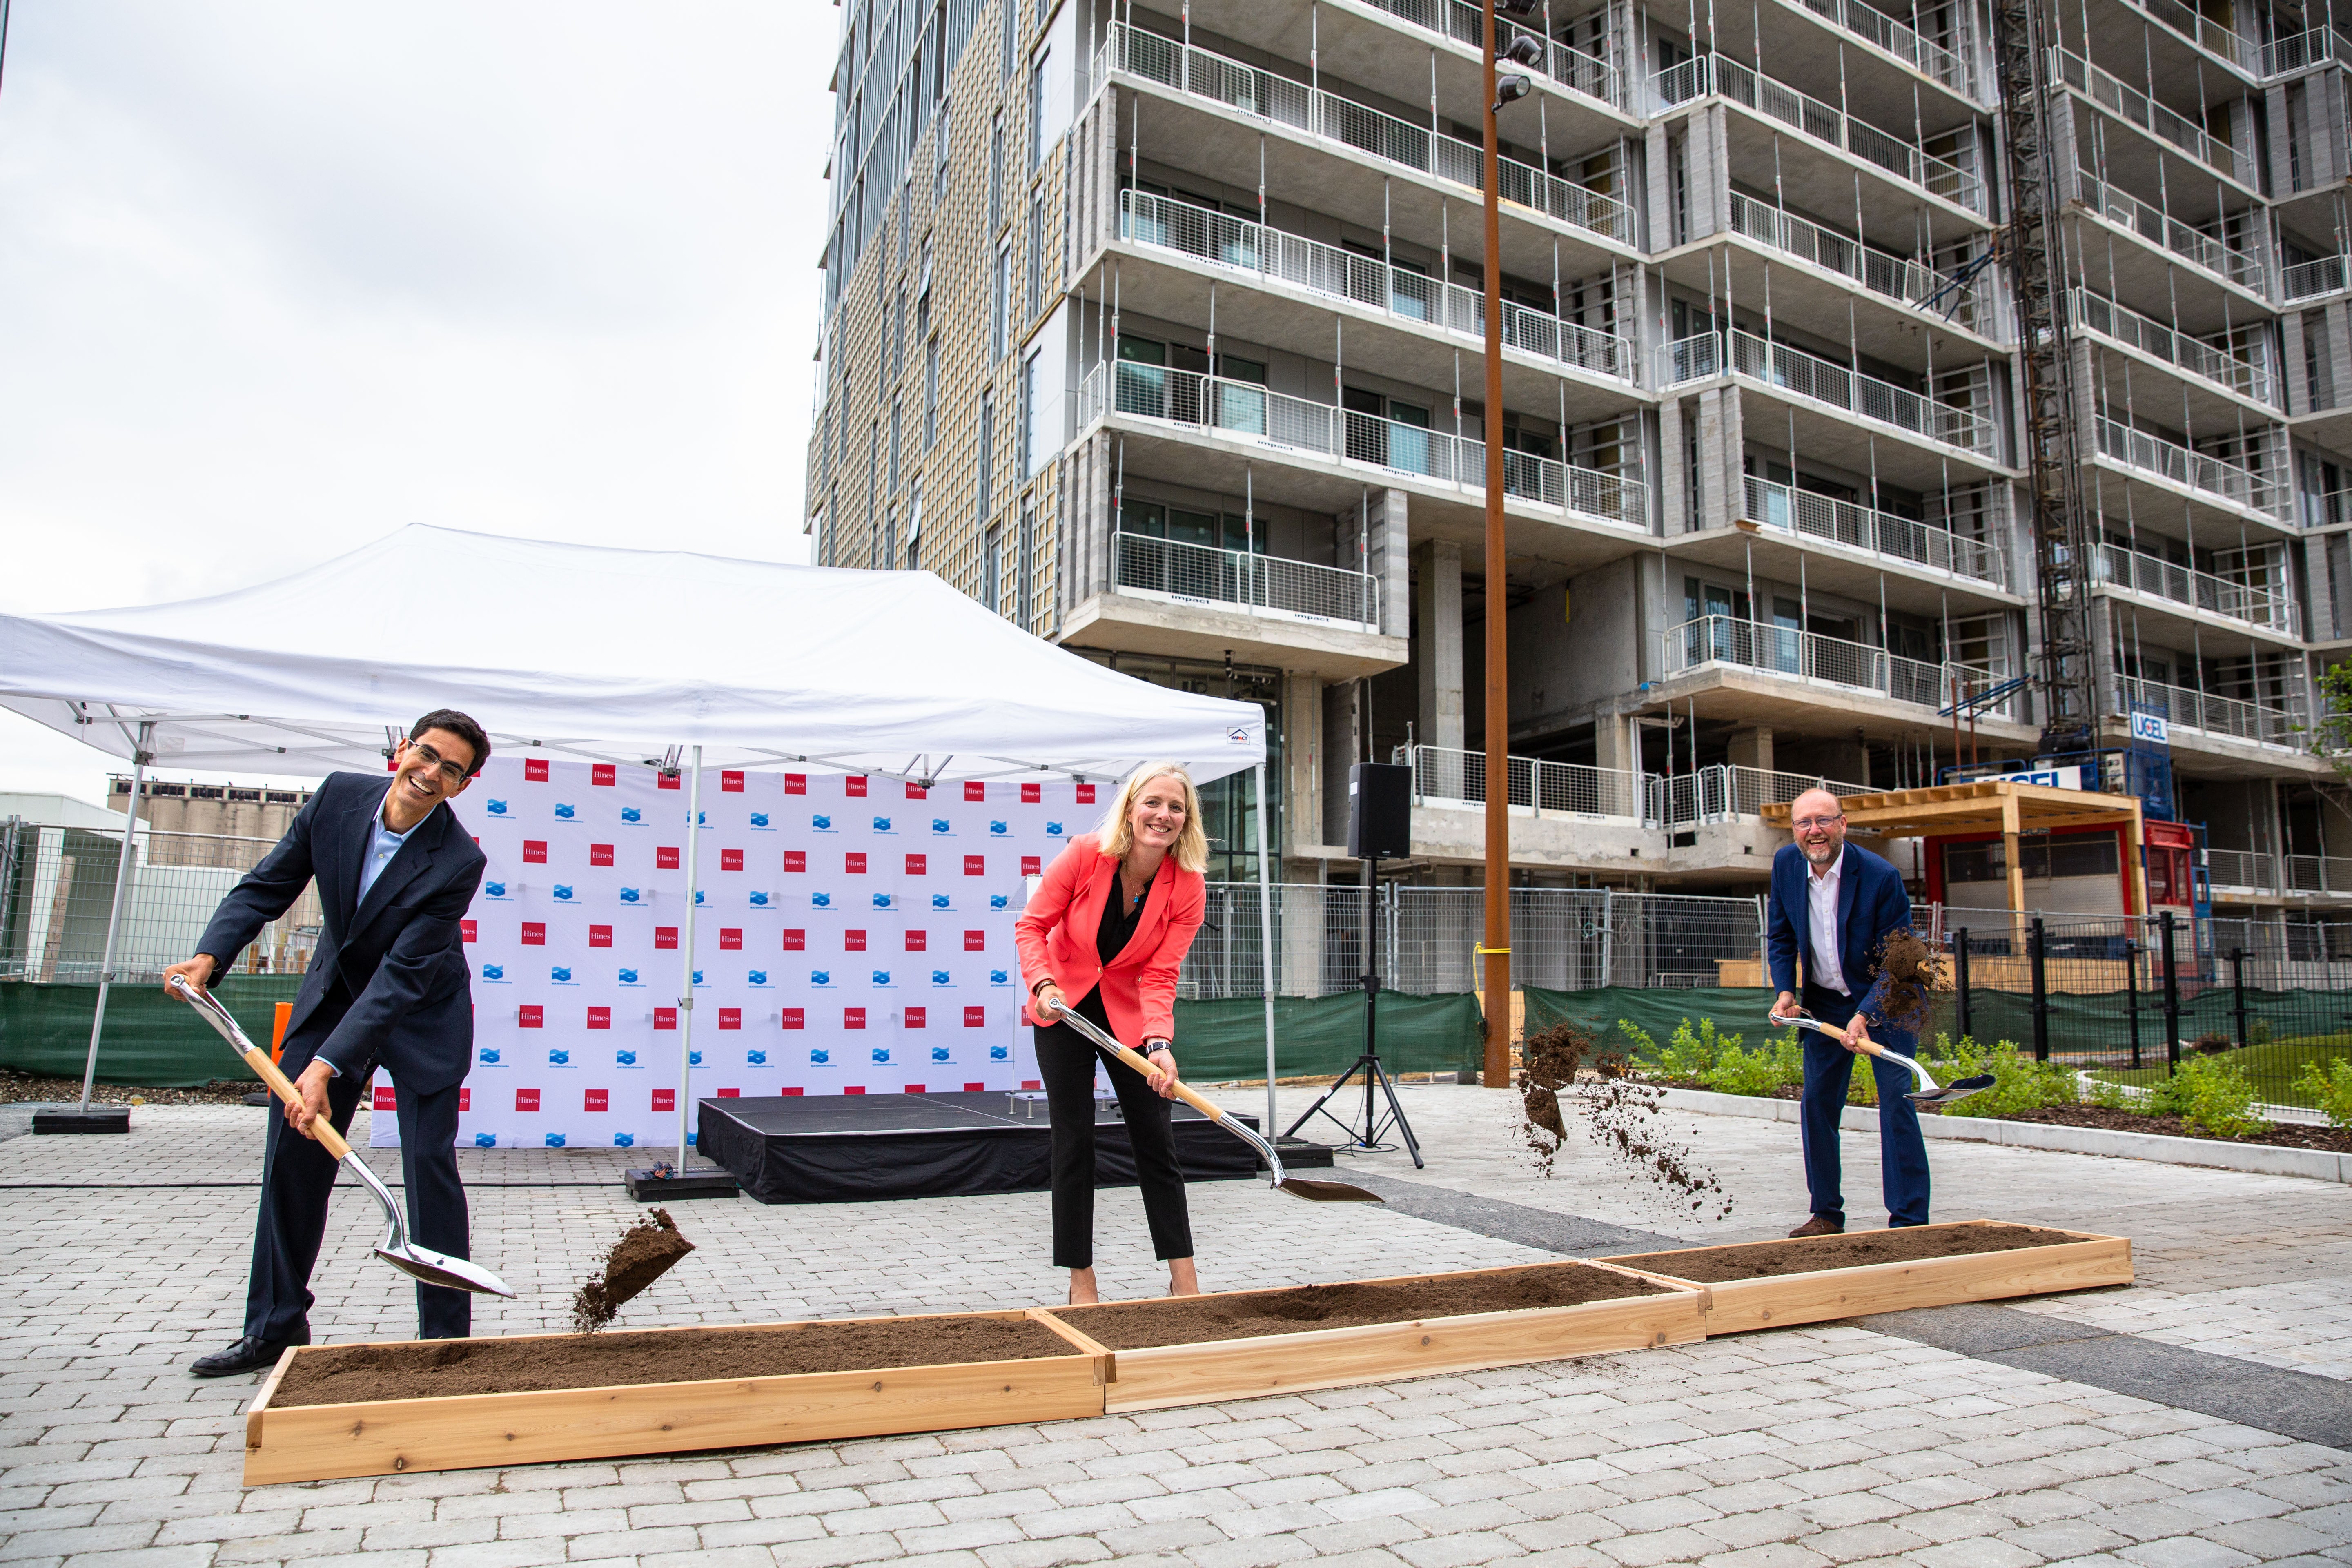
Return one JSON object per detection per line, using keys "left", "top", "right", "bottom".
{"left": 199, "top": 772, "right": 487, "bottom": 1095}
{"left": 1766, "top": 839, "right": 1912, "bottom": 1033}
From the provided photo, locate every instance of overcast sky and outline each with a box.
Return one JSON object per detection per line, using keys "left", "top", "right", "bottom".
{"left": 0, "top": 0, "right": 827, "bottom": 804}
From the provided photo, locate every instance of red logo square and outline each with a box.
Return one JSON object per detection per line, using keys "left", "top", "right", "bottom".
{"left": 717, "top": 1087, "right": 740, "bottom": 1098}
{"left": 906, "top": 1006, "right": 927, "bottom": 1028}
{"left": 964, "top": 930, "right": 986, "bottom": 951}
{"left": 964, "top": 855, "right": 985, "bottom": 876}
{"left": 784, "top": 850, "right": 806, "bottom": 873}
{"left": 459, "top": 1088, "right": 470, "bottom": 1112}
{"left": 521, "top": 922, "right": 546, "bottom": 946}
{"left": 654, "top": 1007, "right": 678, "bottom": 1031}
{"left": 782, "top": 929, "right": 806, "bottom": 951}
{"left": 1022, "top": 783, "right": 1041, "bottom": 803}
{"left": 845, "top": 930, "right": 867, "bottom": 951}
{"left": 718, "top": 1007, "right": 742, "bottom": 1030}
{"left": 845, "top": 852, "right": 867, "bottom": 874}
{"left": 590, "top": 844, "right": 615, "bottom": 867}
{"left": 658, "top": 773, "right": 680, "bottom": 790}
{"left": 784, "top": 774, "right": 806, "bottom": 794}
{"left": 963, "top": 1006, "right": 987, "bottom": 1027}
{"left": 964, "top": 1081, "right": 985, "bottom": 1091}
{"left": 964, "top": 782, "right": 986, "bottom": 801}
{"left": 585, "top": 1088, "right": 609, "bottom": 1111}
{"left": 905, "top": 853, "right": 927, "bottom": 875}
{"left": 523, "top": 841, "right": 548, "bottom": 864}
{"left": 653, "top": 1088, "right": 676, "bottom": 1111}
{"left": 844, "top": 1085, "right": 864, "bottom": 1095}
{"left": 1021, "top": 856, "right": 1041, "bottom": 876}
{"left": 780, "top": 1008, "right": 804, "bottom": 1030}
{"left": 592, "top": 764, "right": 617, "bottom": 787}
{"left": 905, "top": 930, "right": 927, "bottom": 951}
{"left": 720, "top": 928, "right": 743, "bottom": 951}
{"left": 721, "top": 770, "right": 745, "bottom": 793}
{"left": 587, "top": 1006, "right": 611, "bottom": 1029}
{"left": 460, "top": 919, "right": 477, "bottom": 944}
{"left": 845, "top": 777, "right": 869, "bottom": 797}
{"left": 373, "top": 1086, "right": 396, "bottom": 1111}
{"left": 844, "top": 1007, "right": 866, "bottom": 1029}
{"left": 516, "top": 1087, "right": 541, "bottom": 1111}
{"left": 721, "top": 849, "right": 744, "bottom": 871}
{"left": 655, "top": 927, "right": 679, "bottom": 949}
{"left": 904, "top": 1083, "right": 925, "bottom": 1093}
{"left": 525, "top": 759, "right": 550, "bottom": 782}
{"left": 781, "top": 1086, "right": 803, "bottom": 1096}
{"left": 589, "top": 925, "right": 613, "bottom": 948}
{"left": 519, "top": 1004, "right": 543, "bottom": 1028}
{"left": 657, "top": 846, "right": 681, "bottom": 869}
{"left": 1077, "top": 784, "right": 1096, "bottom": 804}
{"left": 905, "top": 782, "right": 928, "bottom": 799}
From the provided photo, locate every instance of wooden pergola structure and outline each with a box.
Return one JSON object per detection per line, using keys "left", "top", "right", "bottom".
{"left": 1762, "top": 779, "right": 2149, "bottom": 916}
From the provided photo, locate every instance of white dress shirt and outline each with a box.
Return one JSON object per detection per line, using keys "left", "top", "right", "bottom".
{"left": 359, "top": 791, "right": 415, "bottom": 904}
{"left": 1804, "top": 852, "right": 1850, "bottom": 997}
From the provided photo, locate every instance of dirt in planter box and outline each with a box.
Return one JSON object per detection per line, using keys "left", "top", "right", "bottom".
{"left": 1050, "top": 1262, "right": 1668, "bottom": 1349}
{"left": 1605, "top": 1222, "right": 2087, "bottom": 1283}
{"left": 270, "top": 1315, "right": 1077, "bottom": 1407}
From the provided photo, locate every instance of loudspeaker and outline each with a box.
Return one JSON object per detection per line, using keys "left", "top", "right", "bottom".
{"left": 1347, "top": 762, "right": 1414, "bottom": 860}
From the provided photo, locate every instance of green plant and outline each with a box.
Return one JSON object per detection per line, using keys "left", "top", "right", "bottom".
{"left": 2147, "top": 1054, "right": 2272, "bottom": 1138}
{"left": 1615, "top": 1020, "right": 1659, "bottom": 1062}
{"left": 1918, "top": 1038, "right": 2079, "bottom": 1120}
{"left": 2292, "top": 1056, "right": 2352, "bottom": 1129}
{"left": 2085, "top": 1076, "right": 2137, "bottom": 1111}
{"left": 1699, "top": 1031, "right": 1803, "bottom": 1097}
{"left": 1618, "top": 1016, "right": 1740, "bottom": 1082}
{"left": 2250, "top": 1019, "right": 2274, "bottom": 1049}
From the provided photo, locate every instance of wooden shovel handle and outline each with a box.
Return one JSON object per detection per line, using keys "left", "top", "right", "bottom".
{"left": 1047, "top": 1002, "right": 1229, "bottom": 1124}
{"left": 172, "top": 977, "right": 355, "bottom": 1161}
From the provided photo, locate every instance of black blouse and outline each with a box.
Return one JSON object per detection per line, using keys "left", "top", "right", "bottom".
{"left": 1097, "top": 865, "right": 1149, "bottom": 967}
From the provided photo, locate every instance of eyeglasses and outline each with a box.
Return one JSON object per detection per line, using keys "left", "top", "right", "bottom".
{"left": 407, "top": 741, "right": 470, "bottom": 787}
{"left": 1791, "top": 815, "right": 1845, "bottom": 831}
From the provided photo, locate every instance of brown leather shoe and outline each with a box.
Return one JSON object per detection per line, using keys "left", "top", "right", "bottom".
{"left": 1787, "top": 1215, "right": 1844, "bottom": 1238}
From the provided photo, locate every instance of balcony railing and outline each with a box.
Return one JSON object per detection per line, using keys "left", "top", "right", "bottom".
{"left": 1398, "top": 744, "right": 1646, "bottom": 820}
{"left": 1741, "top": 474, "right": 2009, "bottom": 588}
{"left": 2263, "top": 24, "right": 2352, "bottom": 76}
{"left": 1650, "top": 765, "right": 1875, "bottom": 830}
{"left": 2286, "top": 853, "right": 2352, "bottom": 893}
{"left": 1653, "top": 54, "right": 1984, "bottom": 212}
{"left": 1662, "top": 328, "right": 2000, "bottom": 457}
{"left": 1726, "top": 192, "right": 1986, "bottom": 328}
{"left": 1083, "top": 360, "right": 1650, "bottom": 528}
{"left": 1785, "top": 0, "right": 1969, "bottom": 90}
{"left": 2109, "top": 673, "right": 2302, "bottom": 746}
{"left": 2091, "top": 543, "right": 2299, "bottom": 634}
{"left": 1118, "top": 189, "right": 1635, "bottom": 382}
{"left": 2074, "top": 170, "right": 2265, "bottom": 291}
{"left": 2208, "top": 846, "right": 2282, "bottom": 892}
{"left": 2051, "top": 48, "right": 2251, "bottom": 186}
{"left": 1661, "top": 613, "right": 2012, "bottom": 715}
{"left": 1111, "top": 530, "right": 1380, "bottom": 628}
{"left": 2093, "top": 416, "right": 2292, "bottom": 520}
{"left": 2070, "top": 287, "right": 2273, "bottom": 405}
{"left": 1351, "top": 0, "right": 1622, "bottom": 109}
{"left": 2284, "top": 255, "right": 2349, "bottom": 303}
{"left": 1100, "top": 23, "right": 1634, "bottom": 247}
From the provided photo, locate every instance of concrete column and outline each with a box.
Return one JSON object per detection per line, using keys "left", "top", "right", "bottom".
{"left": 1281, "top": 672, "right": 1325, "bottom": 860}
{"left": 1366, "top": 488, "right": 1410, "bottom": 638}
{"left": 1414, "top": 540, "right": 1466, "bottom": 755}
{"left": 1726, "top": 726, "right": 1774, "bottom": 773}
{"left": 1322, "top": 679, "right": 1363, "bottom": 846}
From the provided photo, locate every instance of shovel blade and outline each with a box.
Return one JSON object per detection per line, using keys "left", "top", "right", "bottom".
{"left": 1907, "top": 1073, "right": 1996, "bottom": 1109}
{"left": 1276, "top": 1177, "right": 1385, "bottom": 1203}
{"left": 377, "top": 1244, "right": 517, "bottom": 1298}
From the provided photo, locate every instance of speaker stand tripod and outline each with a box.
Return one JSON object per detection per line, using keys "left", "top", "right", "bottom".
{"left": 1284, "top": 854, "right": 1423, "bottom": 1167}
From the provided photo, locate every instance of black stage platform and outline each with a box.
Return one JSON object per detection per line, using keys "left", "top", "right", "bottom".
{"left": 697, "top": 1091, "right": 1329, "bottom": 1204}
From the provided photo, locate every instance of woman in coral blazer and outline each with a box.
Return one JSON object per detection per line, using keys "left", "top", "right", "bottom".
{"left": 1016, "top": 761, "right": 1210, "bottom": 1304}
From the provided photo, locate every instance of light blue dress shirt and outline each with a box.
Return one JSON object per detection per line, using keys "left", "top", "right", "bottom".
{"left": 358, "top": 791, "right": 414, "bottom": 904}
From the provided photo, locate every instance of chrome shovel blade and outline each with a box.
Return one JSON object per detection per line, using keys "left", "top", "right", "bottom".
{"left": 374, "top": 1243, "right": 518, "bottom": 1297}
{"left": 1909, "top": 1072, "right": 1995, "bottom": 1109}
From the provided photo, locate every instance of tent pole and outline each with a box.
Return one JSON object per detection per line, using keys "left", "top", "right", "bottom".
{"left": 78, "top": 722, "right": 153, "bottom": 1114}
{"left": 1253, "top": 760, "right": 1276, "bottom": 1142}
{"left": 675, "top": 746, "right": 704, "bottom": 1171}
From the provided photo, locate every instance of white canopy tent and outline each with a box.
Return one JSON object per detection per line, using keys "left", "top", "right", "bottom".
{"left": 0, "top": 526, "right": 1278, "bottom": 1167}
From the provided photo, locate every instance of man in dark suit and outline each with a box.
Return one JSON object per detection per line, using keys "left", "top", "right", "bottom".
{"left": 1767, "top": 786, "right": 1930, "bottom": 1236}
{"left": 165, "top": 710, "right": 491, "bottom": 1375}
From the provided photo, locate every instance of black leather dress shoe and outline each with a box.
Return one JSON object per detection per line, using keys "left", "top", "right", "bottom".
{"left": 189, "top": 1332, "right": 307, "bottom": 1377}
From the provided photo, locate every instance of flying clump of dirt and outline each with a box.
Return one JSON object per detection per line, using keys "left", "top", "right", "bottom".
{"left": 571, "top": 1208, "right": 696, "bottom": 1334}
{"left": 1517, "top": 1022, "right": 1733, "bottom": 1218}
{"left": 1871, "top": 929, "right": 1949, "bottom": 1037}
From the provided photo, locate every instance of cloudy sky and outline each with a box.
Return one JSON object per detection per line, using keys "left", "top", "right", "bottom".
{"left": 0, "top": 0, "right": 827, "bottom": 802}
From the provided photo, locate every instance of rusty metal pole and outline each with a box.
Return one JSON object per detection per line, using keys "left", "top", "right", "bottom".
{"left": 1479, "top": 0, "right": 1512, "bottom": 1088}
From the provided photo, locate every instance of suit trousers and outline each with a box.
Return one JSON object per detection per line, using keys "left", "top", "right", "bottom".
{"left": 1033, "top": 988, "right": 1194, "bottom": 1270}
{"left": 1797, "top": 982, "right": 1932, "bottom": 1228}
{"left": 243, "top": 1067, "right": 472, "bottom": 1341}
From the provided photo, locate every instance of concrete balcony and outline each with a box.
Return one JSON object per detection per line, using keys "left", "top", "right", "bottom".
{"left": 1722, "top": 191, "right": 1998, "bottom": 344}
{"left": 2071, "top": 288, "right": 2276, "bottom": 415}
{"left": 2051, "top": 46, "right": 2258, "bottom": 194}
{"left": 1661, "top": 329, "right": 2003, "bottom": 474}
{"left": 2284, "top": 255, "right": 2350, "bottom": 305}
{"left": 2286, "top": 853, "right": 2352, "bottom": 899}
{"left": 2091, "top": 542, "right": 2301, "bottom": 640}
{"left": 2090, "top": 415, "right": 2294, "bottom": 532}
{"left": 1658, "top": 614, "right": 2024, "bottom": 733}
{"left": 1741, "top": 474, "right": 2010, "bottom": 592}
{"left": 2108, "top": 673, "right": 2304, "bottom": 753}
{"left": 1059, "top": 531, "right": 1402, "bottom": 679}
{"left": 1400, "top": 742, "right": 1646, "bottom": 821}
{"left": 2070, "top": 170, "right": 2268, "bottom": 314}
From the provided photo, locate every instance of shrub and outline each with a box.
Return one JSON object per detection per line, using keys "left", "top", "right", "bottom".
{"left": 1699, "top": 1032, "right": 1803, "bottom": 1097}
{"left": 2147, "top": 1055, "right": 2272, "bottom": 1138}
{"left": 2249, "top": 1019, "right": 2274, "bottom": 1049}
{"left": 2294, "top": 1056, "right": 2352, "bottom": 1128}
{"left": 1920, "top": 1038, "right": 2078, "bottom": 1120}
{"left": 2084, "top": 1076, "right": 2138, "bottom": 1111}
{"left": 1618, "top": 1017, "right": 1739, "bottom": 1082}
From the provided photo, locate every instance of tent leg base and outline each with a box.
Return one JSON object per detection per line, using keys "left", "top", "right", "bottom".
{"left": 625, "top": 1169, "right": 739, "bottom": 1201}
{"left": 34, "top": 1107, "right": 131, "bottom": 1135}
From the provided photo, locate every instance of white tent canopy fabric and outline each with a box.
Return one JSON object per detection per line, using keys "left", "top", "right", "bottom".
{"left": 0, "top": 525, "right": 1267, "bottom": 784}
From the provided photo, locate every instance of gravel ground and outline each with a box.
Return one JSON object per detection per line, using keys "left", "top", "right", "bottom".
{"left": 0, "top": 1069, "right": 261, "bottom": 1105}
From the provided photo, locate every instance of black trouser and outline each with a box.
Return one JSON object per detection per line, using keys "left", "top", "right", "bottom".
{"left": 1034, "top": 988, "right": 1193, "bottom": 1270}
{"left": 242, "top": 1062, "right": 472, "bottom": 1342}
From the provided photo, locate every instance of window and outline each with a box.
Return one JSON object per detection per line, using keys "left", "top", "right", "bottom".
{"left": 934, "top": 99, "right": 952, "bottom": 206}
{"left": 989, "top": 113, "right": 1004, "bottom": 232}
{"left": 923, "top": 336, "right": 940, "bottom": 449}
{"left": 1016, "top": 500, "right": 1036, "bottom": 632}
{"left": 977, "top": 392, "right": 994, "bottom": 523}
{"left": 1029, "top": 51, "right": 1047, "bottom": 170}
{"left": 1026, "top": 191, "right": 1044, "bottom": 319}
{"left": 889, "top": 399, "right": 902, "bottom": 492}
{"left": 1000, "top": 0, "right": 1016, "bottom": 81}
{"left": 984, "top": 524, "right": 1005, "bottom": 615}
{"left": 892, "top": 285, "right": 906, "bottom": 383}
{"left": 876, "top": 506, "right": 892, "bottom": 568}
{"left": 1019, "top": 348, "right": 1039, "bottom": 477}
{"left": 906, "top": 482, "right": 923, "bottom": 570}
{"left": 991, "top": 238, "right": 1011, "bottom": 357}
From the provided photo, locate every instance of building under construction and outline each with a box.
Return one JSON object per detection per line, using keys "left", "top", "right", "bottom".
{"left": 807, "top": 0, "right": 2352, "bottom": 919}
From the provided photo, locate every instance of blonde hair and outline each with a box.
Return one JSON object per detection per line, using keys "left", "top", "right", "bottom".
{"left": 1096, "top": 762, "right": 1209, "bottom": 874}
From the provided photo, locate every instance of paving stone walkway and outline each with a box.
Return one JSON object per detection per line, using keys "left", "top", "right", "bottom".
{"left": 3, "top": 1082, "right": 2348, "bottom": 1567}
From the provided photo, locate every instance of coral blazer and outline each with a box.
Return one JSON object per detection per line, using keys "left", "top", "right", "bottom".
{"left": 1015, "top": 835, "right": 1206, "bottom": 1047}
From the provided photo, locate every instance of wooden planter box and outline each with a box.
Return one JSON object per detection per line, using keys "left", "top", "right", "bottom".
{"left": 243, "top": 1308, "right": 1111, "bottom": 1486}
{"left": 1046, "top": 1260, "right": 1706, "bottom": 1413}
{"left": 1600, "top": 1220, "right": 2132, "bottom": 1335}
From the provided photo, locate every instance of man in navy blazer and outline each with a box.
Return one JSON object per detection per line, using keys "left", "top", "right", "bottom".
{"left": 1767, "top": 787, "right": 1930, "bottom": 1235}
{"left": 165, "top": 710, "right": 491, "bottom": 1375}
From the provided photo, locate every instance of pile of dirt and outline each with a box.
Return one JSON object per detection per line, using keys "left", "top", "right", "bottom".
{"left": 271, "top": 1314, "right": 1076, "bottom": 1406}
{"left": 0, "top": 1070, "right": 258, "bottom": 1106}
{"left": 1517, "top": 1023, "right": 1733, "bottom": 1218}
{"left": 1051, "top": 1263, "right": 1668, "bottom": 1349}
{"left": 1605, "top": 1221, "right": 2085, "bottom": 1282}
{"left": 2003, "top": 1104, "right": 2352, "bottom": 1152}
{"left": 1871, "top": 929, "right": 1946, "bottom": 1036}
{"left": 571, "top": 1209, "right": 696, "bottom": 1332}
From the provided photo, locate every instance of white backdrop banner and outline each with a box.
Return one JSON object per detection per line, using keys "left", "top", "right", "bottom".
{"left": 370, "top": 755, "right": 1092, "bottom": 1149}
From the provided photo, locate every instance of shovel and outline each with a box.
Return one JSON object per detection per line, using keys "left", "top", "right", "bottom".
{"left": 171, "top": 976, "right": 517, "bottom": 1298}
{"left": 1769, "top": 1008, "right": 1996, "bottom": 1108}
{"left": 1044, "top": 1000, "right": 1383, "bottom": 1203}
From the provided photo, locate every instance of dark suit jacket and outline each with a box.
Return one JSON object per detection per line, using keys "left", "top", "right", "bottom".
{"left": 1766, "top": 840, "right": 1912, "bottom": 1034}
{"left": 199, "top": 772, "right": 487, "bottom": 1095}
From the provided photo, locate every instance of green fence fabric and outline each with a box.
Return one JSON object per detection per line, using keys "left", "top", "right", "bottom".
{"left": 1522, "top": 985, "right": 1781, "bottom": 1048}
{"left": 0, "top": 977, "right": 299, "bottom": 1086}
{"left": 1173, "top": 992, "right": 1485, "bottom": 1081}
